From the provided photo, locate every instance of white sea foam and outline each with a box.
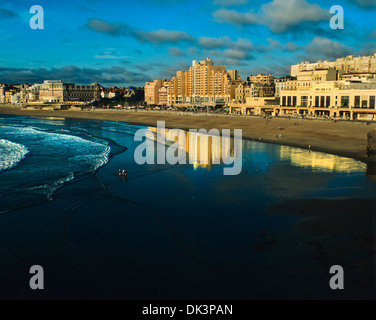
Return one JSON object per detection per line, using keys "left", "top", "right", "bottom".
{"left": 25, "top": 172, "right": 75, "bottom": 200}
{"left": 68, "top": 146, "right": 111, "bottom": 172}
{"left": 0, "top": 139, "right": 29, "bottom": 173}
{"left": 0, "top": 125, "right": 111, "bottom": 206}
{"left": 0, "top": 125, "right": 111, "bottom": 173}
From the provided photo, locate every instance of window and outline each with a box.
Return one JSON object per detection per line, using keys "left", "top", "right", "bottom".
{"left": 301, "top": 96, "right": 308, "bottom": 107}
{"left": 293, "top": 96, "right": 297, "bottom": 106}
{"left": 287, "top": 96, "right": 292, "bottom": 106}
{"left": 354, "top": 96, "right": 360, "bottom": 108}
{"left": 341, "top": 96, "right": 349, "bottom": 107}
{"left": 315, "top": 96, "right": 319, "bottom": 107}
{"left": 326, "top": 96, "right": 331, "bottom": 107}
{"left": 320, "top": 96, "right": 325, "bottom": 107}
{"left": 282, "top": 96, "right": 286, "bottom": 106}
{"left": 362, "top": 100, "right": 368, "bottom": 108}
{"left": 370, "top": 96, "right": 375, "bottom": 108}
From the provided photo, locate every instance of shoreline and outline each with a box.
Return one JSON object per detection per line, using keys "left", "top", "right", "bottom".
{"left": 1, "top": 105, "right": 376, "bottom": 165}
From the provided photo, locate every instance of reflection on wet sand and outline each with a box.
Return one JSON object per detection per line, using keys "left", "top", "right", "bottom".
{"left": 147, "top": 126, "right": 233, "bottom": 169}
{"left": 148, "top": 126, "right": 368, "bottom": 174}
{"left": 279, "top": 145, "right": 366, "bottom": 173}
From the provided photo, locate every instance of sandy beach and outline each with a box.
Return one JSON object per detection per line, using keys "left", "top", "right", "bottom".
{"left": 1, "top": 105, "right": 376, "bottom": 164}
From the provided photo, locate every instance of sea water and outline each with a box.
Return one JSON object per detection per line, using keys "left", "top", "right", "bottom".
{"left": 0, "top": 115, "right": 110, "bottom": 212}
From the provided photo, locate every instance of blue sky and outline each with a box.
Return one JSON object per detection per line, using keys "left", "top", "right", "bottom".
{"left": 0, "top": 0, "right": 376, "bottom": 86}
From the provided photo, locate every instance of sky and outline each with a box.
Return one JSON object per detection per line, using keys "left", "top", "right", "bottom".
{"left": 0, "top": 0, "right": 376, "bottom": 86}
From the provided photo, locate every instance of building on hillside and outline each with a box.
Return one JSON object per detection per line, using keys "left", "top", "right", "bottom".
{"left": 291, "top": 53, "right": 376, "bottom": 77}
{"left": 248, "top": 73, "right": 275, "bottom": 85}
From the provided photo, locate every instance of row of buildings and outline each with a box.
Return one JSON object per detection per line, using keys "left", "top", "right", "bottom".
{"left": 145, "top": 54, "right": 376, "bottom": 120}
{"left": 0, "top": 81, "right": 144, "bottom": 106}
{"left": 0, "top": 80, "right": 101, "bottom": 105}
{"left": 290, "top": 53, "right": 376, "bottom": 77}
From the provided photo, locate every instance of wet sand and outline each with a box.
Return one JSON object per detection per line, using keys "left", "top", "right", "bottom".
{"left": 1, "top": 105, "right": 376, "bottom": 164}
{"left": 268, "top": 197, "right": 376, "bottom": 295}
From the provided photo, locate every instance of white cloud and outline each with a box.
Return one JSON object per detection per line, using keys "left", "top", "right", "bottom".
{"left": 261, "top": 0, "right": 330, "bottom": 33}
{"left": 305, "top": 36, "right": 352, "bottom": 60}
{"left": 213, "top": 8, "right": 258, "bottom": 25}
{"left": 135, "top": 29, "right": 194, "bottom": 43}
{"left": 213, "top": 0, "right": 330, "bottom": 33}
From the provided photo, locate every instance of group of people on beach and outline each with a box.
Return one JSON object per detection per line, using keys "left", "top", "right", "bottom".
{"left": 119, "top": 169, "right": 127, "bottom": 176}
{"left": 118, "top": 169, "right": 128, "bottom": 181}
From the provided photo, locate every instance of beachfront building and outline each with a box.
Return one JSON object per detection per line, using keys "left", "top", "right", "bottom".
{"left": 230, "top": 66, "right": 376, "bottom": 120}
{"left": 145, "top": 58, "right": 242, "bottom": 107}
{"left": 37, "top": 81, "right": 101, "bottom": 103}
{"left": 169, "top": 71, "right": 190, "bottom": 105}
{"left": 276, "top": 71, "right": 376, "bottom": 120}
{"left": 188, "top": 57, "right": 228, "bottom": 106}
{"left": 154, "top": 58, "right": 238, "bottom": 107}
{"left": 0, "top": 85, "right": 5, "bottom": 103}
{"left": 145, "top": 79, "right": 165, "bottom": 105}
{"left": 5, "top": 88, "right": 18, "bottom": 103}
{"left": 158, "top": 82, "right": 169, "bottom": 107}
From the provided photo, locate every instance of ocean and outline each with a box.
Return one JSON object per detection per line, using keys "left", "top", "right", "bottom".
{"left": 0, "top": 114, "right": 375, "bottom": 299}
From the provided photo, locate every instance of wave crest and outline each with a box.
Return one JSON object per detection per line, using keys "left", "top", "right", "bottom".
{"left": 0, "top": 139, "right": 29, "bottom": 173}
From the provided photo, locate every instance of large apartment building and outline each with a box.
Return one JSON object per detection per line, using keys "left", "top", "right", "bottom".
{"left": 147, "top": 58, "right": 233, "bottom": 107}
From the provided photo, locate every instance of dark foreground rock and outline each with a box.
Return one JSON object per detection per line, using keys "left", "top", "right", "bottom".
{"left": 367, "top": 129, "right": 376, "bottom": 155}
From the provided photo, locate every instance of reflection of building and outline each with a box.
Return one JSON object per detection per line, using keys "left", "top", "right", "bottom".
{"left": 147, "top": 127, "right": 234, "bottom": 169}
{"left": 279, "top": 145, "right": 366, "bottom": 173}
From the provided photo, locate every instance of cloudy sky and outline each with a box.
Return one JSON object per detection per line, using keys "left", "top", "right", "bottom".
{"left": 0, "top": 0, "right": 376, "bottom": 86}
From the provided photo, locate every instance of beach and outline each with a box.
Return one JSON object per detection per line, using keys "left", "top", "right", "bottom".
{"left": 1, "top": 105, "right": 376, "bottom": 164}
{"left": 0, "top": 112, "right": 375, "bottom": 299}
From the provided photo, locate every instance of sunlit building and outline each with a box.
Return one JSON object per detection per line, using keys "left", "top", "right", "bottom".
{"left": 291, "top": 53, "right": 376, "bottom": 77}
{"left": 38, "top": 80, "right": 101, "bottom": 103}
{"left": 145, "top": 79, "right": 165, "bottom": 105}
{"left": 154, "top": 58, "right": 237, "bottom": 107}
